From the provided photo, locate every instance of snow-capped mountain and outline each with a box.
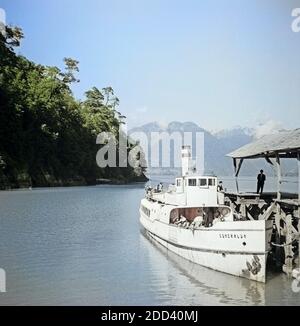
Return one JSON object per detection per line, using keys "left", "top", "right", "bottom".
{"left": 129, "top": 122, "right": 295, "bottom": 177}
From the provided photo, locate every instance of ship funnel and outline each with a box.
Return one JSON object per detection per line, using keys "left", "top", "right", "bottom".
{"left": 181, "top": 146, "right": 192, "bottom": 176}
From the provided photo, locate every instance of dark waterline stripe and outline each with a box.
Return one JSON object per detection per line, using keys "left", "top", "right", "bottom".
{"left": 145, "top": 229, "right": 268, "bottom": 256}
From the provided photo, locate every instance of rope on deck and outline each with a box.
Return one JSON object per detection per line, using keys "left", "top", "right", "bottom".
{"left": 271, "top": 242, "right": 294, "bottom": 248}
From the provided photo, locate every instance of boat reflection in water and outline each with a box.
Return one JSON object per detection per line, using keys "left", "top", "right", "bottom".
{"left": 140, "top": 230, "right": 266, "bottom": 306}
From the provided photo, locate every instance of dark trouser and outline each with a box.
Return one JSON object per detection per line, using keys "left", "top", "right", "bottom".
{"left": 257, "top": 182, "right": 264, "bottom": 194}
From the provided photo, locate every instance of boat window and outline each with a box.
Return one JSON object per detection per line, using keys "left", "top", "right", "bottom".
{"left": 141, "top": 205, "right": 150, "bottom": 217}
{"left": 188, "top": 179, "right": 197, "bottom": 186}
{"left": 176, "top": 179, "right": 182, "bottom": 187}
{"left": 199, "top": 178, "right": 207, "bottom": 186}
{"left": 208, "top": 178, "right": 215, "bottom": 186}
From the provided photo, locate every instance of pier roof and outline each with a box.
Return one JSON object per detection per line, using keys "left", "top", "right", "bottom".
{"left": 227, "top": 129, "right": 300, "bottom": 159}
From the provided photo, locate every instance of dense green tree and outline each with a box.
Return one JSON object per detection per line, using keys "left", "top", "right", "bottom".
{"left": 0, "top": 25, "right": 147, "bottom": 189}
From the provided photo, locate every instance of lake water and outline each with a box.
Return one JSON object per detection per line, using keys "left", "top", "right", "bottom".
{"left": 0, "top": 179, "right": 299, "bottom": 306}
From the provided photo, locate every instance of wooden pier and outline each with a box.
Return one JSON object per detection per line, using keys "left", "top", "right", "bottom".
{"left": 225, "top": 129, "right": 300, "bottom": 276}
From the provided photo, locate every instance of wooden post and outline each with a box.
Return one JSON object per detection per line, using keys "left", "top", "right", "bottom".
{"left": 233, "top": 159, "right": 239, "bottom": 194}
{"left": 233, "top": 158, "right": 243, "bottom": 194}
{"left": 240, "top": 200, "right": 246, "bottom": 219}
{"left": 297, "top": 152, "right": 300, "bottom": 269}
{"left": 276, "top": 154, "right": 282, "bottom": 200}
{"left": 284, "top": 214, "right": 293, "bottom": 275}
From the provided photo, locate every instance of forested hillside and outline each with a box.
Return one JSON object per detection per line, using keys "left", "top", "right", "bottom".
{"left": 0, "top": 26, "right": 146, "bottom": 189}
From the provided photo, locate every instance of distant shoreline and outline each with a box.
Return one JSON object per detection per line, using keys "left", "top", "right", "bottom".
{"left": 0, "top": 175, "right": 149, "bottom": 191}
{"left": 0, "top": 180, "right": 148, "bottom": 191}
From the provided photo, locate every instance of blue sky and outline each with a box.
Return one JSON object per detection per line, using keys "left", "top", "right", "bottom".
{"left": 1, "top": 0, "right": 300, "bottom": 131}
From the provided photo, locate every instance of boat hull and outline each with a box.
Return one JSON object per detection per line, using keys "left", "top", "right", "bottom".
{"left": 140, "top": 213, "right": 273, "bottom": 283}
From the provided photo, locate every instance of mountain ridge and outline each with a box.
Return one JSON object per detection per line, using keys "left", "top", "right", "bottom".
{"left": 129, "top": 121, "right": 296, "bottom": 177}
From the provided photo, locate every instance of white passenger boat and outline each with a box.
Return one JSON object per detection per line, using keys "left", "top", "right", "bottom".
{"left": 139, "top": 146, "right": 273, "bottom": 282}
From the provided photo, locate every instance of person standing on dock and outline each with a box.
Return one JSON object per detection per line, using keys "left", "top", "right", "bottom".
{"left": 257, "top": 170, "right": 266, "bottom": 194}
{"left": 217, "top": 181, "right": 224, "bottom": 192}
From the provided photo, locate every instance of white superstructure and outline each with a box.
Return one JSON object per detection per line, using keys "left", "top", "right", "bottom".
{"left": 140, "top": 146, "right": 273, "bottom": 282}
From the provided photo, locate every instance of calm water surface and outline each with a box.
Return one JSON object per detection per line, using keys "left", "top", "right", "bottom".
{"left": 0, "top": 179, "right": 299, "bottom": 306}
